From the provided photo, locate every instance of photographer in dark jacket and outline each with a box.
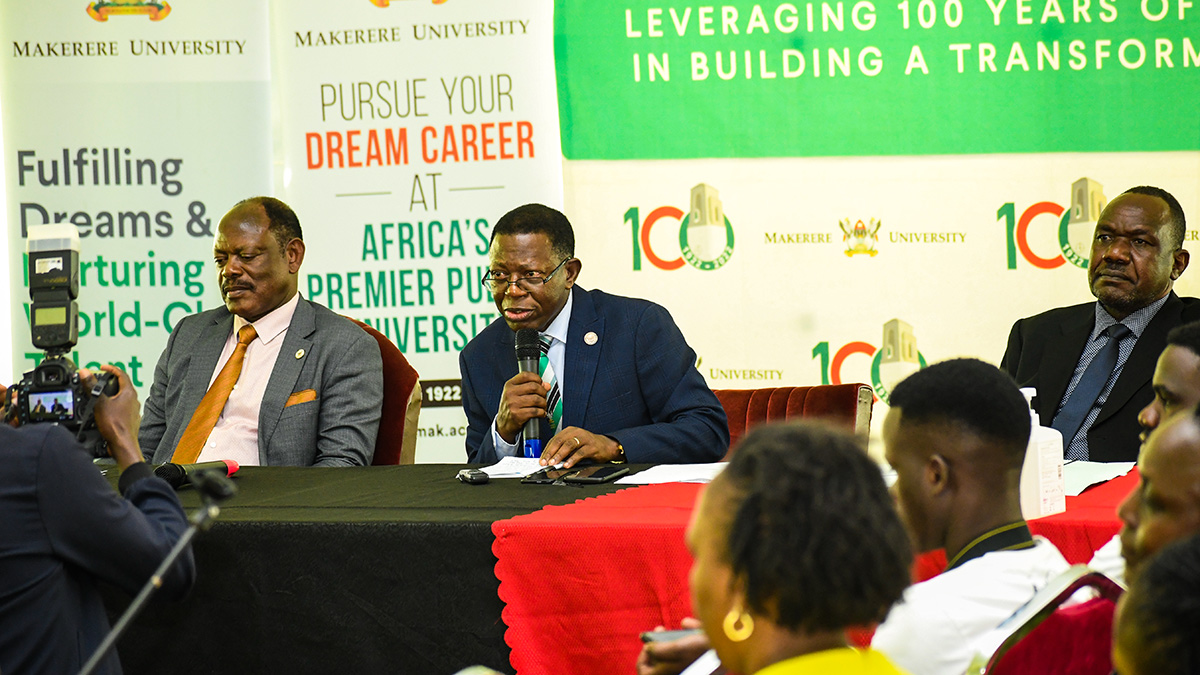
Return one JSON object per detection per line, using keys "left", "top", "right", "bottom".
{"left": 0, "top": 365, "right": 196, "bottom": 675}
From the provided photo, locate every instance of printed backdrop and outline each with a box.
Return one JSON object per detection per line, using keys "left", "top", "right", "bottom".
{"left": 556, "top": 1, "right": 1200, "bottom": 450}
{"left": 270, "top": 0, "right": 562, "bottom": 461}
{"left": 1, "top": 0, "right": 270, "bottom": 414}
{"left": 1, "top": 0, "right": 559, "bottom": 462}
{"left": 2, "top": 0, "right": 1198, "bottom": 460}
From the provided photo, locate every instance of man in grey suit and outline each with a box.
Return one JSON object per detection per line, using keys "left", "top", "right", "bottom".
{"left": 140, "top": 197, "right": 383, "bottom": 467}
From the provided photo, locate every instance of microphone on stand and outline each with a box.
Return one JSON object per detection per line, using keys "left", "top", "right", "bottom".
{"left": 154, "top": 459, "right": 239, "bottom": 489}
{"left": 515, "top": 328, "right": 542, "bottom": 459}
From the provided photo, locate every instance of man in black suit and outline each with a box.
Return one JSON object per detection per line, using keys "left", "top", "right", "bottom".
{"left": 1002, "top": 186, "right": 1200, "bottom": 462}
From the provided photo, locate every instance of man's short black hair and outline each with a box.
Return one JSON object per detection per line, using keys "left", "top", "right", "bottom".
{"left": 889, "top": 358, "right": 1031, "bottom": 465}
{"left": 489, "top": 203, "right": 575, "bottom": 260}
{"left": 235, "top": 196, "right": 303, "bottom": 250}
{"left": 1167, "top": 321, "right": 1200, "bottom": 359}
{"left": 1123, "top": 185, "right": 1186, "bottom": 250}
{"left": 1120, "top": 533, "right": 1200, "bottom": 675}
{"left": 720, "top": 423, "right": 912, "bottom": 633}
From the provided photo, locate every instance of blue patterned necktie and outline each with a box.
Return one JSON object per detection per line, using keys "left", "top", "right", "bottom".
{"left": 1051, "top": 323, "right": 1131, "bottom": 460}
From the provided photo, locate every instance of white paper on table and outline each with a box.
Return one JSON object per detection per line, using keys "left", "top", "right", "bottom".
{"left": 1062, "top": 461, "right": 1135, "bottom": 496}
{"left": 480, "top": 456, "right": 561, "bottom": 478}
{"left": 614, "top": 463, "right": 727, "bottom": 485}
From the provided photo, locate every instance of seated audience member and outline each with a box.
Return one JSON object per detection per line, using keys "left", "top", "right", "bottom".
{"left": 1117, "top": 404, "right": 1200, "bottom": 587}
{"left": 637, "top": 359, "right": 1065, "bottom": 675}
{"left": 1135, "top": 321, "right": 1200, "bottom": 439}
{"left": 872, "top": 358, "right": 1071, "bottom": 675}
{"left": 0, "top": 366, "right": 196, "bottom": 675}
{"left": 1112, "top": 533, "right": 1200, "bottom": 675}
{"left": 1001, "top": 186, "right": 1199, "bottom": 463}
{"left": 459, "top": 203, "right": 729, "bottom": 466}
{"left": 1090, "top": 319, "right": 1200, "bottom": 582}
{"left": 140, "top": 196, "right": 383, "bottom": 467}
{"left": 682, "top": 423, "right": 912, "bottom": 675}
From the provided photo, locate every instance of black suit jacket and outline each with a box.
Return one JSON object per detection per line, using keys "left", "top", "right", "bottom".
{"left": 1001, "top": 292, "right": 1200, "bottom": 462}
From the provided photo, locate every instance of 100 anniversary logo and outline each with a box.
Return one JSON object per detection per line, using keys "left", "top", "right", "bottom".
{"left": 813, "top": 319, "right": 927, "bottom": 404}
{"left": 624, "top": 183, "right": 734, "bottom": 271}
{"left": 997, "top": 177, "right": 1104, "bottom": 270}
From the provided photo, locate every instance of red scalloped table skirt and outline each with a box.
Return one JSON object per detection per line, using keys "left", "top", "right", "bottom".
{"left": 492, "top": 470, "right": 1136, "bottom": 675}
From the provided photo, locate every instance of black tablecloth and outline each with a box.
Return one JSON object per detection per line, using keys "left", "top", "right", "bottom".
{"left": 102, "top": 464, "right": 631, "bottom": 675}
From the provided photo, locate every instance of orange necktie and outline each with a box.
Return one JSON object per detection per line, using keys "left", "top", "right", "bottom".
{"left": 171, "top": 324, "right": 257, "bottom": 463}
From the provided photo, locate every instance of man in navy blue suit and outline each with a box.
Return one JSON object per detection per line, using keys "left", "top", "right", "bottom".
{"left": 459, "top": 204, "right": 729, "bottom": 467}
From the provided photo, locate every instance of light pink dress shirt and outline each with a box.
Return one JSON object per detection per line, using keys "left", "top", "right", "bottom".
{"left": 195, "top": 293, "right": 301, "bottom": 466}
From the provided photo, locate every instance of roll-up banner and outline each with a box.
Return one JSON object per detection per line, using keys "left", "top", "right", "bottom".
{"left": 2, "top": 1, "right": 272, "bottom": 401}
{"left": 271, "top": 0, "right": 562, "bottom": 461}
{"left": 555, "top": 1, "right": 1200, "bottom": 447}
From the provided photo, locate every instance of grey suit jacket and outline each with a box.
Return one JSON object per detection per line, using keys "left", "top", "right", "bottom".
{"left": 140, "top": 297, "right": 383, "bottom": 466}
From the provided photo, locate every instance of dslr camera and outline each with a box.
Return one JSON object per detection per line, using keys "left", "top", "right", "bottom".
{"left": 7, "top": 225, "right": 117, "bottom": 455}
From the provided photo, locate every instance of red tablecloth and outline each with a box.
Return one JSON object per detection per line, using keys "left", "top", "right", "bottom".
{"left": 1030, "top": 468, "right": 1136, "bottom": 563}
{"left": 492, "top": 469, "right": 1138, "bottom": 675}
{"left": 493, "top": 483, "right": 701, "bottom": 675}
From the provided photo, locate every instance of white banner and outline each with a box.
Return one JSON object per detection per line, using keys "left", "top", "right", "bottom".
{"left": 564, "top": 153, "right": 1200, "bottom": 449}
{"left": 270, "top": 0, "right": 562, "bottom": 462}
{"left": 1, "top": 0, "right": 272, "bottom": 401}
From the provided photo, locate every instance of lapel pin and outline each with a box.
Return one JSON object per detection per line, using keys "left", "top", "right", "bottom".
{"left": 295, "top": 349, "right": 305, "bottom": 359}
{"left": 584, "top": 331, "right": 598, "bottom": 345}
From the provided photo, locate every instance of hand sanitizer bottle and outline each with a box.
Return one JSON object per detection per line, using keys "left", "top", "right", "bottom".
{"left": 1019, "top": 388, "right": 1066, "bottom": 519}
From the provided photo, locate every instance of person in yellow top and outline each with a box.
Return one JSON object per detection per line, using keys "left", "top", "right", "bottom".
{"left": 684, "top": 423, "right": 913, "bottom": 675}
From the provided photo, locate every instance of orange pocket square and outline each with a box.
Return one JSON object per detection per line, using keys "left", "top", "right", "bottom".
{"left": 285, "top": 389, "right": 317, "bottom": 407}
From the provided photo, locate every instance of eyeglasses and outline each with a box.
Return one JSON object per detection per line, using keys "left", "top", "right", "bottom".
{"left": 481, "top": 258, "right": 572, "bottom": 292}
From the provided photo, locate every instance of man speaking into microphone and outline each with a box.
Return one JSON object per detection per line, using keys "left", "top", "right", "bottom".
{"left": 459, "top": 204, "right": 729, "bottom": 466}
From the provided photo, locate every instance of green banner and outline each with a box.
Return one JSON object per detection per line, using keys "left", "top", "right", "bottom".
{"left": 555, "top": 1, "right": 1200, "bottom": 158}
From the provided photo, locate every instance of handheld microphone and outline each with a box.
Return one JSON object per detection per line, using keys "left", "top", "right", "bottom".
{"left": 154, "top": 459, "right": 239, "bottom": 490}
{"left": 515, "top": 328, "right": 542, "bottom": 459}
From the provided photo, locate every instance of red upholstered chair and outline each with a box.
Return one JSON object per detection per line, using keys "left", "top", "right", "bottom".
{"left": 746, "top": 388, "right": 774, "bottom": 429}
{"left": 347, "top": 318, "right": 421, "bottom": 465}
{"left": 714, "top": 383, "right": 873, "bottom": 459}
{"left": 714, "top": 389, "right": 753, "bottom": 448}
{"left": 765, "top": 386, "right": 795, "bottom": 422}
{"left": 786, "top": 383, "right": 874, "bottom": 442}
{"left": 964, "top": 565, "right": 1123, "bottom": 675}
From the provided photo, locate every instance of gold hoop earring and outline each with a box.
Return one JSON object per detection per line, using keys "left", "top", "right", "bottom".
{"left": 722, "top": 608, "right": 754, "bottom": 642}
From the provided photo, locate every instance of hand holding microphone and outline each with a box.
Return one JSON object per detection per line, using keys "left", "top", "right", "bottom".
{"left": 495, "top": 329, "right": 549, "bottom": 447}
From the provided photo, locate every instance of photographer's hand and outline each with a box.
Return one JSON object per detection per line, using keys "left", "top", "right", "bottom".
{"left": 83, "top": 366, "right": 143, "bottom": 469}
{"left": 0, "top": 383, "right": 14, "bottom": 427}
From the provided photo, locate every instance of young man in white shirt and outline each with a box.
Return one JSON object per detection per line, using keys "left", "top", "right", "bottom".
{"left": 874, "top": 358, "right": 1070, "bottom": 675}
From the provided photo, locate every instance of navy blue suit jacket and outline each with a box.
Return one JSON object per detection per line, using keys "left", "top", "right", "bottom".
{"left": 0, "top": 424, "right": 195, "bottom": 675}
{"left": 459, "top": 286, "right": 730, "bottom": 464}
